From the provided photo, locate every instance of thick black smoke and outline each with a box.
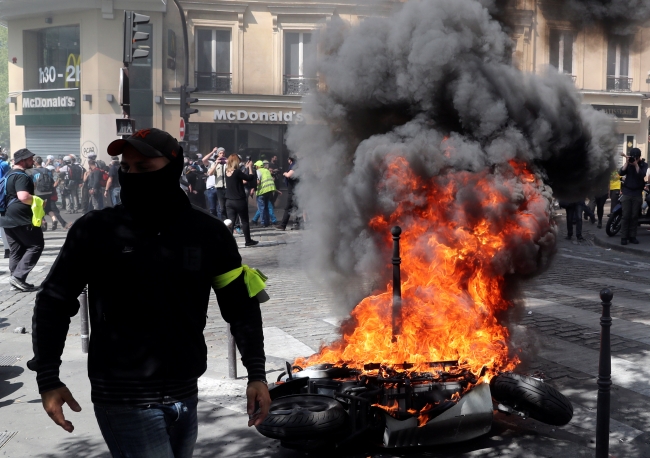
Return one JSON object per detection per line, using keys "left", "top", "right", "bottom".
{"left": 286, "top": 0, "right": 617, "bottom": 304}
{"left": 541, "top": 0, "right": 650, "bottom": 36}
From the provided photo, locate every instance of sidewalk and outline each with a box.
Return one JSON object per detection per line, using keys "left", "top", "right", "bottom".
{"left": 592, "top": 221, "right": 650, "bottom": 257}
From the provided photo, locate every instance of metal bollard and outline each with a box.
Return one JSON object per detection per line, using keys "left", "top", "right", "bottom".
{"left": 227, "top": 323, "right": 237, "bottom": 379}
{"left": 79, "top": 286, "right": 90, "bottom": 354}
{"left": 596, "top": 288, "right": 613, "bottom": 458}
{"left": 391, "top": 226, "right": 402, "bottom": 342}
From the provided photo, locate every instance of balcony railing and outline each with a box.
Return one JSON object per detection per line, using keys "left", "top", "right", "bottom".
{"left": 607, "top": 76, "right": 633, "bottom": 92}
{"left": 283, "top": 75, "right": 318, "bottom": 95}
{"left": 195, "top": 72, "right": 232, "bottom": 93}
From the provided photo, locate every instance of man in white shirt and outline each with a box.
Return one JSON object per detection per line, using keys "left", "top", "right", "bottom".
{"left": 203, "top": 147, "right": 228, "bottom": 219}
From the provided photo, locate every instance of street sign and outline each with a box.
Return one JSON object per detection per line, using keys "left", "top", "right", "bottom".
{"left": 116, "top": 118, "right": 136, "bottom": 136}
{"left": 180, "top": 118, "right": 185, "bottom": 140}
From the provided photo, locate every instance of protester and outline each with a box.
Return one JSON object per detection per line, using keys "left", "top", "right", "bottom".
{"left": 204, "top": 147, "right": 228, "bottom": 219}
{"left": 186, "top": 164, "right": 207, "bottom": 209}
{"left": 27, "top": 128, "right": 270, "bottom": 456}
{"left": 86, "top": 160, "right": 105, "bottom": 211}
{"left": 559, "top": 200, "right": 584, "bottom": 242}
{"left": 225, "top": 154, "right": 258, "bottom": 246}
{"left": 251, "top": 161, "right": 279, "bottom": 226}
{"left": 27, "top": 156, "right": 71, "bottom": 231}
{"left": 0, "top": 151, "right": 11, "bottom": 256}
{"left": 254, "top": 160, "right": 277, "bottom": 227}
{"left": 0, "top": 148, "right": 44, "bottom": 292}
{"left": 104, "top": 156, "right": 121, "bottom": 206}
{"left": 619, "top": 148, "right": 648, "bottom": 245}
{"left": 276, "top": 156, "right": 299, "bottom": 231}
{"left": 60, "top": 156, "right": 83, "bottom": 213}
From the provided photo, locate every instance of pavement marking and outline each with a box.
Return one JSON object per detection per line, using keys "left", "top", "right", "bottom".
{"left": 536, "top": 284, "right": 650, "bottom": 316}
{"left": 525, "top": 297, "right": 650, "bottom": 345}
{"left": 585, "top": 277, "right": 650, "bottom": 294}
{"left": 559, "top": 253, "right": 650, "bottom": 270}
{"left": 536, "top": 332, "right": 650, "bottom": 398}
{"left": 0, "top": 431, "right": 17, "bottom": 450}
{"left": 197, "top": 376, "right": 247, "bottom": 414}
{"left": 263, "top": 326, "right": 315, "bottom": 361}
{"left": 565, "top": 404, "right": 644, "bottom": 446}
{"left": 322, "top": 317, "right": 345, "bottom": 327}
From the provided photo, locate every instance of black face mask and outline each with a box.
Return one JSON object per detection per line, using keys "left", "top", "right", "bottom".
{"left": 118, "top": 159, "right": 187, "bottom": 220}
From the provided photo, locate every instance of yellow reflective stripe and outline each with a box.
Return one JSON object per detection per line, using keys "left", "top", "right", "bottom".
{"left": 212, "top": 265, "right": 268, "bottom": 298}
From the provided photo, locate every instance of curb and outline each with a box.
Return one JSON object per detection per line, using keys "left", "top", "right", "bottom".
{"left": 592, "top": 233, "right": 650, "bottom": 258}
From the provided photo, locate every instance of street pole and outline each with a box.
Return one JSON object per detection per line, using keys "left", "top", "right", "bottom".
{"left": 227, "top": 323, "right": 237, "bottom": 379}
{"left": 79, "top": 286, "right": 90, "bottom": 354}
{"left": 391, "top": 226, "right": 402, "bottom": 342}
{"left": 172, "top": 0, "right": 190, "bottom": 88}
{"left": 596, "top": 287, "right": 613, "bottom": 458}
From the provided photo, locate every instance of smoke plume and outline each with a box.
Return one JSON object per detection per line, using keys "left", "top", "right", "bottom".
{"left": 287, "top": 0, "right": 617, "bottom": 305}
{"left": 541, "top": 0, "right": 650, "bottom": 36}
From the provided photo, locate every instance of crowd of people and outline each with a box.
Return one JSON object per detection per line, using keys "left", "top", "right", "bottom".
{"left": 562, "top": 147, "right": 649, "bottom": 245}
{"left": 180, "top": 148, "right": 301, "bottom": 240}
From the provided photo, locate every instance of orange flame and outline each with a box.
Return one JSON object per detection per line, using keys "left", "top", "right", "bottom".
{"left": 297, "top": 157, "right": 553, "bottom": 384}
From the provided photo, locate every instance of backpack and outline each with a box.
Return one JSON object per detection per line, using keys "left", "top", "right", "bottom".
{"left": 33, "top": 168, "right": 55, "bottom": 194}
{"left": 0, "top": 171, "right": 27, "bottom": 215}
{"left": 97, "top": 169, "right": 109, "bottom": 188}
{"left": 68, "top": 164, "right": 83, "bottom": 182}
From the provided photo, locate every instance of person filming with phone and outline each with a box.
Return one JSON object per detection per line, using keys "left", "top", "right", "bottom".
{"left": 619, "top": 147, "right": 648, "bottom": 245}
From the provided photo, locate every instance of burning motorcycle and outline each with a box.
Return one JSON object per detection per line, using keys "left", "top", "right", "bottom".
{"left": 606, "top": 185, "right": 650, "bottom": 236}
{"left": 256, "top": 362, "right": 572, "bottom": 450}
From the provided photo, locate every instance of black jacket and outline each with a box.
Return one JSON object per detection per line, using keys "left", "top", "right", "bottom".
{"left": 27, "top": 202, "right": 266, "bottom": 405}
{"left": 620, "top": 161, "right": 648, "bottom": 196}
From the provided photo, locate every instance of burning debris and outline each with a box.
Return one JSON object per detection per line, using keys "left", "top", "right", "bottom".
{"left": 256, "top": 0, "right": 618, "bottom": 449}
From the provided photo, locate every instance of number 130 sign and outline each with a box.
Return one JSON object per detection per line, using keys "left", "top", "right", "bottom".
{"left": 38, "top": 53, "right": 81, "bottom": 88}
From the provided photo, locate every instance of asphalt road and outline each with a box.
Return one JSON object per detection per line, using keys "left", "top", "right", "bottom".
{"left": 2, "top": 208, "right": 650, "bottom": 457}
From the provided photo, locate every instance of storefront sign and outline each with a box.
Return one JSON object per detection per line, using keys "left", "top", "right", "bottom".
{"left": 16, "top": 89, "right": 81, "bottom": 126}
{"left": 592, "top": 105, "right": 639, "bottom": 119}
{"left": 213, "top": 109, "right": 304, "bottom": 123}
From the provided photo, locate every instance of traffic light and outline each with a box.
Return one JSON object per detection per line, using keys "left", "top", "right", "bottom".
{"left": 180, "top": 84, "right": 199, "bottom": 121}
{"left": 123, "top": 11, "right": 150, "bottom": 64}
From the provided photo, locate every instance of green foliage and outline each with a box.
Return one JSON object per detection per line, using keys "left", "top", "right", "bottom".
{"left": 0, "top": 26, "right": 8, "bottom": 152}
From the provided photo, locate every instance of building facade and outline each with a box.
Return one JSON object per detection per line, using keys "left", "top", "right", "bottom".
{"left": 510, "top": 0, "right": 650, "bottom": 164}
{"left": 2, "top": 0, "right": 649, "bottom": 166}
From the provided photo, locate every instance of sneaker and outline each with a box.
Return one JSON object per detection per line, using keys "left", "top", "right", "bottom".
{"left": 245, "top": 240, "right": 259, "bottom": 246}
{"left": 52, "top": 220, "right": 58, "bottom": 231}
{"left": 597, "top": 220, "right": 602, "bottom": 229}
{"left": 629, "top": 237, "right": 640, "bottom": 244}
{"left": 621, "top": 238, "right": 628, "bottom": 245}
{"left": 250, "top": 220, "right": 259, "bottom": 226}
{"left": 64, "top": 222, "right": 73, "bottom": 230}
{"left": 235, "top": 227, "right": 243, "bottom": 235}
{"left": 9, "top": 276, "right": 37, "bottom": 292}
{"left": 274, "top": 225, "right": 286, "bottom": 231}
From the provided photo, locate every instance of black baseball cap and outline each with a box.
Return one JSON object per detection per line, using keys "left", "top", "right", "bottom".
{"left": 107, "top": 128, "right": 182, "bottom": 161}
{"left": 13, "top": 148, "right": 35, "bottom": 163}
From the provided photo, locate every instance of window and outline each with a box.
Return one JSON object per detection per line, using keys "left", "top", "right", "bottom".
{"left": 549, "top": 29, "right": 573, "bottom": 76}
{"left": 35, "top": 25, "right": 80, "bottom": 90}
{"left": 283, "top": 32, "right": 316, "bottom": 95}
{"left": 607, "top": 36, "right": 631, "bottom": 91}
{"left": 195, "top": 29, "right": 231, "bottom": 93}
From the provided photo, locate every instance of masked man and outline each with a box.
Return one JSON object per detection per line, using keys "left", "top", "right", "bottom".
{"left": 28, "top": 128, "right": 270, "bottom": 457}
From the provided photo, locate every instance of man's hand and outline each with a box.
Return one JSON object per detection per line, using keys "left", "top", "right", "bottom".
{"left": 41, "top": 386, "right": 82, "bottom": 433}
{"left": 246, "top": 381, "right": 271, "bottom": 427}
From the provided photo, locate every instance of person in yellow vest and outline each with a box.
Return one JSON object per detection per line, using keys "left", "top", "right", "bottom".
{"left": 610, "top": 168, "right": 621, "bottom": 214}
{"left": 254, "top": 160, "right": 276, "bottom": 227}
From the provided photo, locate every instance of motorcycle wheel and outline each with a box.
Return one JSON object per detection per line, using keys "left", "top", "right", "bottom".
{"left": 606, "top": 213, "right": 622, "bottom": 237}
{"left": 255, "top": 394, "right": 348, "bottom": 440}
{"left": 490, "top": 373, "right": 573, "bottom": 426}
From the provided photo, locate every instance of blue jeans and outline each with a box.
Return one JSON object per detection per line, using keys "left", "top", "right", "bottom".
{"left": 205, "top": 188, "right": 218, "bottom": 217}
{"left": 111, "top": 187, "right": 121, "bottom": 206}
{"left": 257, "top": 194, "right": 271, "bottom": 226}
{"left": 252, "top": 198, "right": 277, "bottom": 223}
{"left": 94, "top": 395, "right": 198, "bottom": 458}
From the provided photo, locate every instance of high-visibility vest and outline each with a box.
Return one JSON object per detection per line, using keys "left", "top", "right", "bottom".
{"left": 256, "top": 167, "right": 276, "bottom": 195}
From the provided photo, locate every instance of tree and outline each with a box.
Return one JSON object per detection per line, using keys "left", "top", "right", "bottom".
{"left": 0, "top": 25, "right": 8, "bottom": 152}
